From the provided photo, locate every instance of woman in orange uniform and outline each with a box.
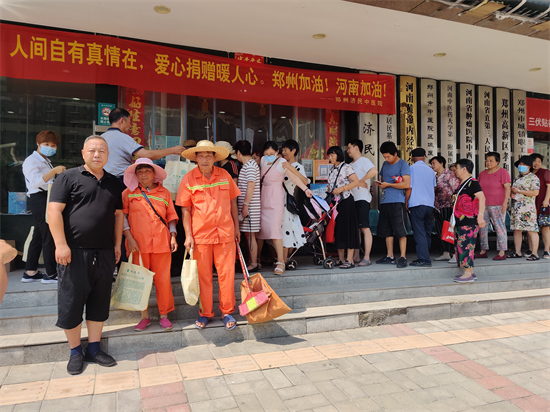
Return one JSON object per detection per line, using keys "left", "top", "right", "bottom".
{"left": 122, "top": 158, "right": 179, "bottom": 331}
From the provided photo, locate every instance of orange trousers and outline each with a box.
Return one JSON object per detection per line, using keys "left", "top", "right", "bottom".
{"left": 194, "top": 242, "right": 236, "bottom": 318}
{"left": 130, "top": 252, "right": 174, "bottom": 315}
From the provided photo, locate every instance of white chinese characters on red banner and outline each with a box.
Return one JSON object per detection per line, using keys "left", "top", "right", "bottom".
{"left": 527, "top": 98, "right": 550, "bottom": 133}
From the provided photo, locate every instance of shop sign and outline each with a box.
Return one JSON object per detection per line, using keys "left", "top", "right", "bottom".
{"left": 440, "top": 81, "right": 456, "bottom": 169}
{"left": 359, "top": 111, "right": 379, "bottom": 207}
{"left": 0, "top": 23, "right": 395, "bottom": 115}
{"left": 325, "top": 109, "right": 340, "bottom": 151}
{"left": 512, "top": 90, "right": 527, "bottom": 158}
{"left": 98, "top": 102, "right": 115, "bottom": 126}
{"left": 495, "top": 88, "right": 511, "bottom": 172}
{"left": 420, "top": 79, "right": 437, "bottom": 159}
{"left": 399, "top": 76, "right": 417, "bottom": 164}
{"left": 527, "top": 97, "right": 550, "bottom": 133}
{"left": 459, "top": 84, "right": 475, "bottom": 164}
{"left": 478, "top": 86, "right": 493, "bottom": 154}
{"left": 123, "top": 88, "right": 145, "bottom": 146}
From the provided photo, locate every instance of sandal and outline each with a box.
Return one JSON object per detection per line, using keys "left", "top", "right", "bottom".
{"left": 526, "top": 254, "right": 540, "bottom": 261}
{"left": 358, "top": 259, "right": 372, "bottom": 267}
{"left": 222, "top": 314, "right": 237, "bottom": 330}
{"left": 506, "top": 253, "right": 523, "bottom": 258}
{"left": 339, "top": 261, "right": 355, "bottom": 269}
{"left": 274, "top": 262, "right": 285, "bottom": 275}
{"left": 194, "top": 316, "right": 210, "bottom": 330}
{"left": 247, "top": 263, "right": 260, "bottom": 272}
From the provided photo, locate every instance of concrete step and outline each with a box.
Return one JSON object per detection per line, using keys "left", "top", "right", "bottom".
{"left": 1, "top": 288, "right": 547, "bottom": 365}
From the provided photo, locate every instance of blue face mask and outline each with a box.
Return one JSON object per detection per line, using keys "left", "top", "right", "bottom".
{"left": 264, "top": 155, "right": 277, "bottom": 163}
{"left": 40, "top": 145, "right": 56, "bottom": 157}
{"left": 518, "top": 165, "right": 529, "bottom": 174}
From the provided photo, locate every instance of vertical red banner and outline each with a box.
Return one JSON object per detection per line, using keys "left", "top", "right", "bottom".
{"left": 325, "top": 109, "right": 340, "bottom": 151}
{"left": 124, "top": 88, "right": 145, "bottom": 146}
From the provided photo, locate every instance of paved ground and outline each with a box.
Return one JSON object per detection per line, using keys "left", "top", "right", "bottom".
{"left": 0, "top": 309, "right": 549, "bottom": 412}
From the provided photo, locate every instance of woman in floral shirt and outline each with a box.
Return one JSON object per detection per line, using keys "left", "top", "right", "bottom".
{"left": 508, "top": 156, "right": 540, "bottom": 261}
{"left": 430, "top": 155, "right": 460, "bottom": 262}
{"left": 451, "top": 159, "right": 486, "bottom": 283}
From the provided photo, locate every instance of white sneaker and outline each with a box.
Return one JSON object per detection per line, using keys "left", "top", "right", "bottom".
{"left": 434, "top": 254, "right": 451, "bottom": 261}
{"left": 448, "top": 256, "right": 457, "bottom": 264}
{"left": 543, "top": 251, "right": 550, "bottom": 260}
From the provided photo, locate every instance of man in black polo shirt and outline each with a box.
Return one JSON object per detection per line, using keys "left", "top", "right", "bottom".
{"left": 48, "top": 135, "right": 123, "bottom": 375}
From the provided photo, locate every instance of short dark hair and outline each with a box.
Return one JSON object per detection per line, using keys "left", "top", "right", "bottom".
{"left": 485, "top": 152, "right": 501, "bottom": 163}
{"left": 348, "top": 139, "right": 363, "bottom": 153}
{"left": 531, "top": 153, "right": 544, "bottom": 162}
{"left": 109, "top": 107, "right": 130, "bottom": 124}
{"left": 36, "top": 130, "right": 61, "bottom": 146}
{"left": 234, "top": 140, "right": 251, "bottom": 156}
{"left": 429, "top": 155, "right": 446, "bottom": 168}
{"left": 262, "top": 141, "right": 278, "bottom": 153}
{"left": 281, "top": 139, "right": 300, "bottom": 156}
{"left": 456, "top": 158, "right": 474, "bottom": 174}
{"left": 380, "top": 141, "right": 398, "bottom": 156}
{"left": 327, "top": 146, "right": 345, "bottom": 162}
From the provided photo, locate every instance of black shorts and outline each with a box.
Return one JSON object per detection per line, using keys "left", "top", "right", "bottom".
{"left": 56, "top": 248, "right": 115, "bottom": 330}
{"left": 377, "top": 202, "right": 408, "bottom": 238}
{"left": 355, "top": 200, "right": 371, "bottom": 229}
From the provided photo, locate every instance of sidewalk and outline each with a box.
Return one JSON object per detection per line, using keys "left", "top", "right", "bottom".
{"left": 1, "top": 309, "right": 549, "bottom": 411}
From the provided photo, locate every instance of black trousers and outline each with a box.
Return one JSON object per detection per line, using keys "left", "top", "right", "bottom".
{"left": 25, "top": 191, "right": 57, "bottom": 275}
{"left": 434, "top": 207, "right": 454, "bottom": 255}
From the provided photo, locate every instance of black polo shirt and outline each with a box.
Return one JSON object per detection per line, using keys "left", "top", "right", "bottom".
{"left": 49, "top": 166, "right": 123, "bottom": 249}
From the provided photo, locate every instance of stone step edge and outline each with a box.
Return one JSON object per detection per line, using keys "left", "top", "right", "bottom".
{"left": 2, "top": 287, "right": 548, "bottom": 350}
{"left": 2, "top": 274, "right": 549, "bottom": 318}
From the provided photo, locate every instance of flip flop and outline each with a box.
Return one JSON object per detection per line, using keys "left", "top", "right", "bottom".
{"left": 194, "top": 316, "right": 210, "bottom": 330}
{"left": 358, "top": 259, "right": 372, "bottom": 267}
{"left": 506, "top": 253, "right": 523, "bottom": 258}
{"left": 222, "top": 314, "right": 237, "bottom": 330}
{"left": 526, "top": 254, "right": 540, "bottom": 261}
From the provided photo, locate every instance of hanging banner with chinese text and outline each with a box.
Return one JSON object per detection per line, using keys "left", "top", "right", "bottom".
{"left": 123, "top": 88, "right": 145, "bottom": 146}
{"left": 399, "top": 76, "right": 417, "bottom": 164}
{"left": 478, "top": 86, "right": 493, "bottom": 154}
{"left": 325, "top": 109, "right": 340, "bottom": 151}
{"left": 440, "top": 81, "right": 456, "bottom": 168}
{"left": 0, "top": 23, "right": 395, "bottom": 115}
{"left": 495, "top": 88, "right": 511, "bottom": 173}
{"left": 459, "top": 84, "right": 475, "bottom": 165}
{"left": 359, "top": 112, "right": 379, "bottom": 207}
{"left": 512, "top": 90, "right": 527, "bottom": 160}
{"left": 420, "top": 79, "right": 438, "bottom": 160}
{"left": 527, "top": 97, "right": 550, "bottom": 133}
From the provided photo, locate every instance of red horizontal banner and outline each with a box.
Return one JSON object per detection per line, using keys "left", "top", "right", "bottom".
{"left": 0, "top": 23, "right": 395, "bottom": 115}
{"left": 527, "top": 97, "right": 550, "bottom": 133}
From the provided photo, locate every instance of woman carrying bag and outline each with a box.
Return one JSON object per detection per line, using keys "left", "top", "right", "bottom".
{"left": 122, "top": 158, "right": 179, "bottom": 331}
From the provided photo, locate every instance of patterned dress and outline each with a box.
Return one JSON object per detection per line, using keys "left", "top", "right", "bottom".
{"left": 281, "top": 162, "right": 308, "bottom": 249}
{"left": 510, "top": 172, "right": 540, "bottom": 232}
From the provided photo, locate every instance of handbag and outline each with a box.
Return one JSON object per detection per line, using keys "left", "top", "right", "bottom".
{"left": 236, "top": 241, "right": 268, "bottom": 316}
{"left": 447, "top": 177, "right": 472, "bottom": 232}
{"left": 441, "top": 220, "right": 455, "bottom": 244}
{"left": 539, "top": 207, "right": 550, "bottom": 227}
{"left": 181, "top": 248, "right": 200, "bottom": 306}
{"left": 325, "top": 164, "right": 343, "bottom": 205}
{"left": 111, "top": 252, "right": 155, "bottom": 311}
{"left": 240, "top": 273, "right": 291, "bottom": 324}
{"left": 282, "top": 183, "right": 300, "bottom": 215}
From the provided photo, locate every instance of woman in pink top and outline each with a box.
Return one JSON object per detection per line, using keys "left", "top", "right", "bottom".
{"left": 477, "top": 152, "right": 511, "bottom": 260}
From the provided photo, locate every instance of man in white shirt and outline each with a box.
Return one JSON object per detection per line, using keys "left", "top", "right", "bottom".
{"left": 347, "top": 139, "right": 377, "bottom": 266}
{"left": 102, "top": 108, "right": 184, "bottom": 186}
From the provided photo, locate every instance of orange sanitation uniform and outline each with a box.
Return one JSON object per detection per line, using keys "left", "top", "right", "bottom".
{"left": 122, "top": 184, "right": 178, "bottom": 315}
{"left": 176, "top": 166, "right": 241, "bottom": 318}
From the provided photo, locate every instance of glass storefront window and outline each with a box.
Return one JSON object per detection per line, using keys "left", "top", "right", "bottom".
{"left": 244, "top": 102, "right": 269, "bottom": 153}
{"left": 271, "top": 105, "right": 294, "bottom": 147}
{"left": 186, "top": 96, "right": 213, "bottom": 142}
{"left": 297, "top": 107, "right": 323, "bottom": 160}
{"left": 216, "top": 99, "right": 242, "bottom": 145}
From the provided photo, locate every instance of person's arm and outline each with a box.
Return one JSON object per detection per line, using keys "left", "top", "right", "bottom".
{"left": 501, "top": 182, "right": 511, "bottom": 214}
{"left": 114, "top": 210, "right": 123, "bottom": 264}
{"left": 48, "top": 202, "right": 71, "bottom": 265}
{"left": 231, "top": 198, "right": 240, "bottom": 243}
{"left": 379, "top": 174, "right": 410, "bottom": 190}
{"left": 544, "top": 182, "right": 550, "bottom": 208}
{"left": 405, "top": 188, "right": 411, "bottom": 208}
{"left": 333, "top": 173, "right": 359, "bottom": 195}
{"left": 183, "top": 207, "right": 194, "bottom": 250}
{"left": 123, "top": 213, "right": 140, "bottom": 254}
{"left": 42, "top": 166, "right": 66, "bottom": 183}
{"left": 0, "top": 240, "right": 18, "bottom": 304}
{"left": 241, "top": 180, "right": 255, "bottom": 218}
{"left": 475, "top": 191, "right": 486, "bottom": 229}
{"left": 359, "top": 167, "right": 377, "bottom": 188}
{"left": 511, "top": 186, "right": 539, "bottom": 197}
{"left": 168, "top": 220, "right": 178, "bottom": 253}
{"left": 284, "top": 170, "right": 313, "bottom": 197}
{"left": 282, "top": 162, "right": 308, "bottom": 185}
{"left": 134, "top": 146, "right": 184, "bottom": 161}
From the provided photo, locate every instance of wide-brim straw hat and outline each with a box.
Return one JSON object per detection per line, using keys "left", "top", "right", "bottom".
{"left": 124, "top": 158, "right": 167, "bottom": 191}
{"left": 181, "top": 140, "right": 229, "bottom": 162}
{"left": 182, "top": 139, "right": 196, "bottom": 148}
{"left": 215, "top": 141, "right": 237, "bottom": 159}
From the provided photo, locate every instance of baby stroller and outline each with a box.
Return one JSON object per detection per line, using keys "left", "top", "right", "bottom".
{"left": 286, "top": 195, "right": 337, "bottom": 270}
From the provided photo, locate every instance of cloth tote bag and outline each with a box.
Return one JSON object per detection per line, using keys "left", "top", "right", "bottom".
{"left": 111, "top": 252, "right": 155, "bottom": 311}
{"left": 164, "top": 159, "right": 195, "bottom": 200}
{"left": 181, "top": 248, "right": 200, "bottom": 306}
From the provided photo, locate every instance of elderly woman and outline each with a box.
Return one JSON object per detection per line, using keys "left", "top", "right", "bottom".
{"left": 327, "top": 146, "right": 360, "bottom": 269}
{"left": 452, "top": 159, "right": 486, "bottom": 283}
{"left": 430, "top": 155, "right": 460, "bottom": 262}
{"left": 477, "top": 152, "right": 511, "bottom": 260}
{"left": 508, "top": 156, "right": 541, "bottom": 261}
{"left": 21, "top": 130, "right": 66, "bottom": 284}
{"left": 257, "top": 141, "right": 312, "bottom": 275}
{"left": 123, "top": 158, "right": 179, "bottom": 332}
